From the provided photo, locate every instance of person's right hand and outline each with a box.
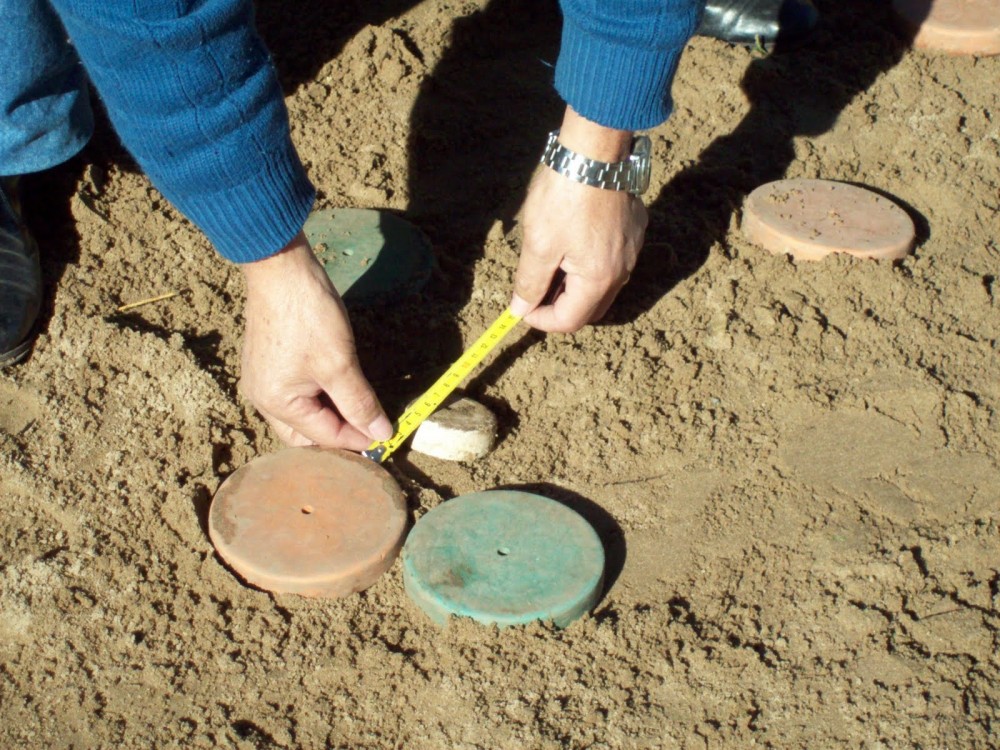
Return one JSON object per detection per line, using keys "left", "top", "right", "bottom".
{"left": 510, "top": 106, "right": 648, "bottom": 332}
{"left": 238, "top": 232, "right": 393, "bottom": 450}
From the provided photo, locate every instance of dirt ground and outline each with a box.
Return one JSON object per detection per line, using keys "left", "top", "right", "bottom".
{"left": 1, "top": 0, "right": 998, "bottom": 747}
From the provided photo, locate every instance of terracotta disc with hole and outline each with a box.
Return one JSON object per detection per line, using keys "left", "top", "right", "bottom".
{"left": 893, "top": 0, "right": 1000, "bottom": 56}
{"left": 209, "top": 447, "right": 408, "bottom": 597}
{"left": 402, "top": 490, "right": 605, "bottom": 628}
{"left": 742, "top": 178, "right": 916, "bottom": 261}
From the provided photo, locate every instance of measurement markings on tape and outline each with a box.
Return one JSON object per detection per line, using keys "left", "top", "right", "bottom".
{"left": 363, "top": 307, "right": 522, "bottom": 463}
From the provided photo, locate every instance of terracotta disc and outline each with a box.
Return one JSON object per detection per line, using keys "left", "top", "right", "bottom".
{"left": 893, "top": 0, "right": 1000, "bottom": 56}
{"left": 209, "top": 447, "right": 408, "bottom": 597}
{"left": 742, "top": 178, "right": 916, "bottom": 261}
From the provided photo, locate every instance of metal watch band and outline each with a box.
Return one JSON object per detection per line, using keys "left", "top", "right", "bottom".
{"left": 539, "top": 130, "right": 651, "bottom": 195}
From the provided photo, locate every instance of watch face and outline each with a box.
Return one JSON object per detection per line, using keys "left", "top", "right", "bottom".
{"left": 631, "top": 135, "right": 652, "bottom": 195}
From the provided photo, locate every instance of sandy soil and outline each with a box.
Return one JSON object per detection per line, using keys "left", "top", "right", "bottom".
{"left": 2, "top": 0, "right": 998, "bottom": 747}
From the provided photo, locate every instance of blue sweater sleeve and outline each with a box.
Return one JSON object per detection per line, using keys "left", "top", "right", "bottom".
{"left": 556, "top": 0, "right": 702, "bottom": 131}
{"left": 49, "top": 0, "right": 314, "bottom": 263}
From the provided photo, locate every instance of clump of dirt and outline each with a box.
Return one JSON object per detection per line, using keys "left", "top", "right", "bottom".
{"left": 1, "top": 1, "right": 997, "bottom": 747}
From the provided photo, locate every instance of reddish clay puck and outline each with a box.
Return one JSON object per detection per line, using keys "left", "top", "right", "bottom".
{"left": 893, "top": 0, "right": 1000, "bottom": 56}
{"left": 742, "top": 179, "right": 915, "bottom": 261}
{"left": 208, "top": 447, "right": 408, "bottom": 597}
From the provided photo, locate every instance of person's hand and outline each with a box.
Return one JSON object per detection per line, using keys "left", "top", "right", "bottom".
{"left": 511, "top": 107, "right": 648, "bottom": 332}
{"left": 238, "top": 232, "right": 393, "bottom": 449}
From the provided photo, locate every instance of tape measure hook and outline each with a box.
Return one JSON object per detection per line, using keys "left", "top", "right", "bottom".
{"left": 362, "top": 445, "right": 387, "bottom": 464}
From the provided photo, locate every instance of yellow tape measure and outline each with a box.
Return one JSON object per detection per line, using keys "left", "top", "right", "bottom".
{"left": 363, "top": 307, "right": 522, "bottom": 463}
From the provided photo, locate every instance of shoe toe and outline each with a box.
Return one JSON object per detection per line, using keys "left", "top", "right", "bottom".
{"left": 777, "top": 0, "right": 820, "bottom": 47}
{"left": 697, "top": 0, "right": 819, "bottom": 49}
{"left": 0, "top": 229, "right": 41, "bottom": 367}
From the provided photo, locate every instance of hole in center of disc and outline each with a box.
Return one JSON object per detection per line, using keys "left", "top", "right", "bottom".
{"left": 497, "top": 547, "right": 510, "bottom": 556}
{"left": 301, "top": 505, "right": 314, "bottom": 515}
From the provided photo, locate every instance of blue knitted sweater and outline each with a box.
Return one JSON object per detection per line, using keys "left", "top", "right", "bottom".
{"left": 52, "top": 0, "right": 699, "bottom": 263}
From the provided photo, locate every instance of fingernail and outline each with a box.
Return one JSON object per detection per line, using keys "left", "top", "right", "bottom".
{"left": 368, "top": 415, "right": 393, "bottom": 441}
{"left": 509, "top": 294, "right": 532, "bottom": 318}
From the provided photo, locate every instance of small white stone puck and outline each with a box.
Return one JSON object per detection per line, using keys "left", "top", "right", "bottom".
{"left": 410, "top": 397, "right": 498, "bottom": 462}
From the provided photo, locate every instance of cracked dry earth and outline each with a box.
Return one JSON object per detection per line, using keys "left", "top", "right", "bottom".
{"left": 1, "top": 0, "right": 998, "bottom": 748}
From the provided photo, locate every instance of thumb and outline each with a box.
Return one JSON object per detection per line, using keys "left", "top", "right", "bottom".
{"left": 323, "top": 366, "right": 393, "bottom": 443}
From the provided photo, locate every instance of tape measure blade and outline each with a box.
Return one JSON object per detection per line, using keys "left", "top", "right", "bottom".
{"left": 364, "top": 307, "right": 522, "bottom": 462}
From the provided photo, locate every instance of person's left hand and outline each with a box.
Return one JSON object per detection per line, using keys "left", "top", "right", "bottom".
{"left": 510, "top": 107, "right": 648, "bottom": 331}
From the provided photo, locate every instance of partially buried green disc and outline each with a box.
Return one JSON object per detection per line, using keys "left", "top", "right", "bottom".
{"left": 302, "top": 208, "right": 433, "bottom": 304}
{"left": 402, "top": 490, "right": 606, "bottom": 628}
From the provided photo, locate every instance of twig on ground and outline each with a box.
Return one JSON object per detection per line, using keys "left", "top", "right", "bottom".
{"left": 115, "top": 291, "right": 179, "bottom": 313}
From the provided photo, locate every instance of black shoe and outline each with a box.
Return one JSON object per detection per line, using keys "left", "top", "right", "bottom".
{"left": 696, "top": 0, "right": 819, "bottom": 51}
{"left": 0, "top": 177, "right": 42, "bottom": 367}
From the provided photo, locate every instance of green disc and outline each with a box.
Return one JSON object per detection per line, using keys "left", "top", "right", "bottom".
{"left": 302, "top": 208, "right": 433, "bottom": 304}
{"left": 402, "top": 490, "right": 606, "bottom": 628}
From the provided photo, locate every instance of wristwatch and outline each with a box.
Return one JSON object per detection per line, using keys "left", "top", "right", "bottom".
{"left": 540, "top": 130, "right": 652, "bottom": 196}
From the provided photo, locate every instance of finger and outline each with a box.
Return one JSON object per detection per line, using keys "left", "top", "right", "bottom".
{"left": 255, "top": 404, "right": 316, "bottom": 447}
{"left": 510, "top": 292, "right": 534, "bottom": 318}
{"left": 512, "top": 273, "right": 567, "bottom": 318}
{"left": 589, "top": 273, "right": 632, "bottom": 324}
{"left": 287, "top": 430, "right": 317, "bottom": 448}
{"left": 280, "top": 421, "right": 316, "bottom": 448}
{"left": 512, "top": 241, "right": 564, "bottom": 311}
{"left": 523, "top": 273, "right": 609, "bottom": 333}
{"left": 270, "top": 395, "right": 373, "bottom": 451}
{"left": 320, "top": 364, "right": 393, "bottom": 444}
{"left": 590, "top": 289, "right": 620, "bottom": 324}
